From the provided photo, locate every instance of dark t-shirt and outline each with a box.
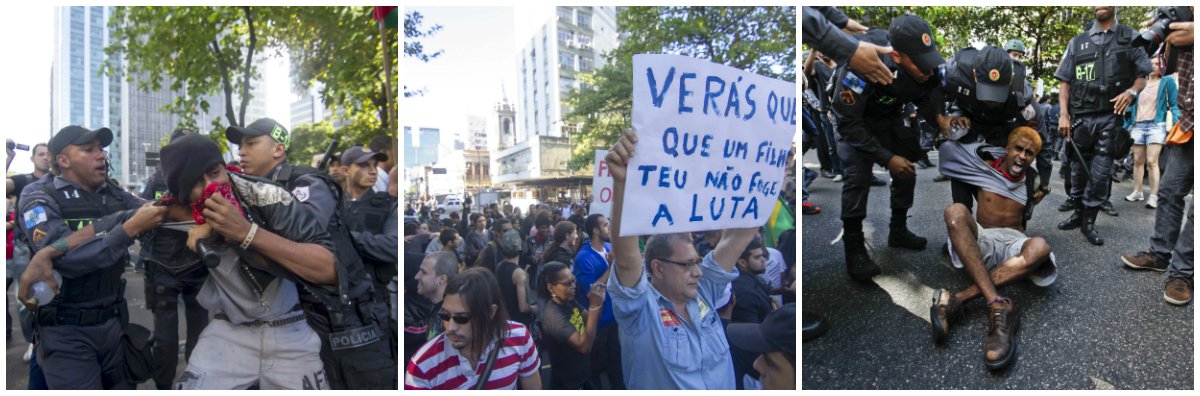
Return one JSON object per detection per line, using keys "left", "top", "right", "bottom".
{"left": 541, "top": 299, "right": 590, "bottom": 389}
{"left": 731, "top": 270, "right": 773, "bottom": 324}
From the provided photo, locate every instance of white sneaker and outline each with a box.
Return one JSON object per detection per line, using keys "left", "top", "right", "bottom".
{"left": 1124, "top": 190, "right": 1145, "bottom": 202}
{"left": 832, "top": 174, "right": 844, "bottom": 183}
{"left": 1146, "top": 195, "right": 1158, "bottom": 209}
{"left": 23, "top": 343, "right": 33, "bottom": 362}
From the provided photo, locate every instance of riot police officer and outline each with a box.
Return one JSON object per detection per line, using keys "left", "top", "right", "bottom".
{"left": 339, "top": 146, "right": 399, "bottom": 362}
{"left": 138, "top": 128, "right": 210, "bottom": 389}
{"left": 937, "top": 45, "right": 1038, "bottom": 210}
{"left": 1054, "top": 6, "right": 1152, "bottom": 246}
{"left": 16, "top": 126, "right": 165, "bottom": 389}
{"left": 227, "top": 118, "right": 396, "bottom": 389}
{"left": 831, "top": 15, "right": 946, "bottom": 281}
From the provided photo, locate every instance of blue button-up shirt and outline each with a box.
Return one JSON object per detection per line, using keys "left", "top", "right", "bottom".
{"left": 607, "top": 250, "right": 738, "bottom": 389}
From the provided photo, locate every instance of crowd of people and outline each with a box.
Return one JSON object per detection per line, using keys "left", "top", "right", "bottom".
{"left": 803, "top": 5, "right": 1193, "bottom": 370}
{"left": 6, "top": 119, "right": 401, "bottom": 389}
{"left": 403, "top": 129, "right": 798, "bottom": 390}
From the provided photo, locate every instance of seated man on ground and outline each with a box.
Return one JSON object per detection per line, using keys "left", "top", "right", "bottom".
{"left": 930, "top": 126, "right": 1058, "bottom": 371}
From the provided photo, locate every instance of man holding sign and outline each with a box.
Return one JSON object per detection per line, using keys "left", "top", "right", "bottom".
{"left": 605, "top": 129, "right": 758, "bottom": 389}
{"left": 830, "top": 15, "right": 946, "bottom": 281}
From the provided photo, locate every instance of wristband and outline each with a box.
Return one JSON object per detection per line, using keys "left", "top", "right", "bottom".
{"left": 1126, "top": 88, "right": 1138, "bottom": 98}
{"left": 241, "top": 223, "right": 259, "bottom": 250}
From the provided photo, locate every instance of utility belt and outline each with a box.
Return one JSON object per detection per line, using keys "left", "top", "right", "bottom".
{"left": 299, "top": 289, "right": 396, "bottom": 389}
{"left": 36, "top": 303, "right": 122, "bottom": 327}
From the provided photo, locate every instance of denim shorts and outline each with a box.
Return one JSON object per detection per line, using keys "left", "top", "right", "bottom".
{"left": 1129, "top": 120, "right": 1167, "bottom": 145}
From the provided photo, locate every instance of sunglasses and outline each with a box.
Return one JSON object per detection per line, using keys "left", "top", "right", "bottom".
{"left": 438, "top": 310, "right": 471, "bottom": 325}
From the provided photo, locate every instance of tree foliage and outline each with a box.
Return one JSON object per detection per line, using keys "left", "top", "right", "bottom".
{"left": 837, "top": 6, "right": 1158, "bottom": 93}
{"left": 105, "top": 6, "right": 399, "bottom": 149}
{"left": 564, "top": 6, "right": 796, "bottom": 170}
{"left": 287, "top": 121, "right": 342, "bottom": 167}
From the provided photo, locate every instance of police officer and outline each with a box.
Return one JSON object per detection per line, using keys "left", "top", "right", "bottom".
{"left": 1004, "top": 39, "right": 1026, "bottom": 62}
{"left": 138, "top": 128, "right": 210, "bottom": 390}
{"left": 339, "top": 146, "right": 399, "bottom": 362}
{"left": 1054, "top": 6, "right": 1152, "bottom": 246}
{"left": 831, "top": 15, "right": 945, "bottom": 281}
{"left": 16, "top": 125, "right": 166, "bottom": 389}
{"left": 937, "top": 45, "right": 1037, "bottom": 210}
{"left": 227, "top": 118, "right": 396, "bottom": 389}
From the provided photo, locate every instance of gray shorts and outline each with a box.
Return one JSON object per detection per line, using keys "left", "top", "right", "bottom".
{"left": 947, "top": 224, "right": 1058, "bottom": 287}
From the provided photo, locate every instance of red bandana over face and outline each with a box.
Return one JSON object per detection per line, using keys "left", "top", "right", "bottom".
{"left": 991, "top": 157, "right": 1023, "bottom": 182}
{"left": 189, "top": 165, "right": 246, "bottom": 224}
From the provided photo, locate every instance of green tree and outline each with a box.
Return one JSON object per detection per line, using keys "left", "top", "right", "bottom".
{"left": 105, "top": 6, "right": 400, "bottom": 149}
{"left": 837, "top": 6, "right": 1158, "bottom": 93}
{"left": 287, "top": 121, "right": 342, "bottom": 167}
{"left": 564, "top": 6, "right": 796, "bottom": 170}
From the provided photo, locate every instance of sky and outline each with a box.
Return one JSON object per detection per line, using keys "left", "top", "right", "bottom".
{"left": 403, "top": 6, "right": 553, "bottom": 152}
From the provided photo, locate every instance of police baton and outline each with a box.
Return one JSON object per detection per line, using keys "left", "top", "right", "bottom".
{"left": 317, "top": 136, "right": 342, "bottom": 171}
{"left": 1066, "top": 118, "right": 1093, "bottom": 177}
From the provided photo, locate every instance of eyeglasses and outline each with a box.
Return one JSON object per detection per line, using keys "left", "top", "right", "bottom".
{"left": 554, "top": 278, "right": 577, "bottom": 287}
{"left": 658, "top": 257, "right": 703, "bottom": 270}
{"left": 438, "top": 310, "right": 471, "bottom": 324}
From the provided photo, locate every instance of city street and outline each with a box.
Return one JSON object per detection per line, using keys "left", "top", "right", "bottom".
{"left": 6, "top": 245, "right": 188, "bottom": 390}
{"left": 800, "top": 148, "right": 1194, "bottom": 389}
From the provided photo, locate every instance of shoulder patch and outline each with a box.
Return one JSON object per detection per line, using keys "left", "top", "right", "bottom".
{"left": 292, "top": 186, "right": 311, "bottom": 203}
{"left": 840, "top": 90, "right": 856, "bottom": 105}
{"left": 842, "top": 71, "right": 867, "bottom": 94}
{"left": 23, "top": 205, "right": 47, "bottom": 230}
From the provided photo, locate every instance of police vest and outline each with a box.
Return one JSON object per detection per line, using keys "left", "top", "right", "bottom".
{"left": 40, "top": 178, "right": 129, "bottom": 306}
{"left": 347, "top": 190, "right": 398, "bottom": 288}
{"left": 268, "top": 164, "right": 395, "bottom": 389}
{"left": 1068, "top": 24, "right": 1138, "bottom": 115}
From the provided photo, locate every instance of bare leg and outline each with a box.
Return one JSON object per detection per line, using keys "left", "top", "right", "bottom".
{"left": 1146, "top": 143, "right": 1163, "bottom": 197}
{"left": 953, "top": 237, "right": 1052, "bottom": 303}
{"left": 945, "top": 203, "right": 999, "bottom": 302}
{"left": 1131, "top": 144, "right": 1147, "bottom": 194}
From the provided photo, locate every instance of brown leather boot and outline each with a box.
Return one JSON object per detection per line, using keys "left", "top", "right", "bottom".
{"left": 984, "top": 298, "right": 1018, "bottom": 370}
{"left": 930, "top": 289, "right": 962, "bottom": 344}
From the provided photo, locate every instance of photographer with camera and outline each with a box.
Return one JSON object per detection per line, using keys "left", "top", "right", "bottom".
{"left": 1054, "top": 6, "right": 1153, "bottom": 246}
{"left": 1121, "top": 6, "right": 1194, "bottom": 306}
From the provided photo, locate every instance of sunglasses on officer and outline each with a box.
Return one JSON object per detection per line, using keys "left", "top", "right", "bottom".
{"left": 438, "top": 309, "right": 471, "bottom": 325}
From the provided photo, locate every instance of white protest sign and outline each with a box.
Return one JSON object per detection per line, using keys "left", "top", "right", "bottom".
{"left": 590, "top": 149, "right": 612, "bottom": 218}
{"left": 621, "top": 54, "right": 796, "bottom": 236}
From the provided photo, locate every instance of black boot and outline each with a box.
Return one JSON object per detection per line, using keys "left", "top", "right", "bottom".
{"left": 1082, "top": 206, "right": 1104, "bottom": 245}
{"left": 888, "top": 211, "right": 927, "bottom": 250}
{"left": 1100, "top": 200, "right": 1118, "bottom": 216}
{"left": 1058, "top": 209, "right": 1083, "bottom": 230}
{"left": 1057, "top": 197, "right": 1080, "bottom": 212}
{"left": 802, "top": 311, "right": 830, "bottom": 342}
{"left": 844, "top": 234, "right": 880, "bottom": 282}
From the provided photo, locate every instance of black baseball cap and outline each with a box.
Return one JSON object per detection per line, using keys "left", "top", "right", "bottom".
{"left": 974, "top": 46, "right": 1014, "bottom": 103}
{"left": 889, "top": 15, "right": 944, "bottom": 74}
{"left": 340, "top": 146, "right": 388, "bottom": 166}
{"left": 225, "top": 118, "right": 290, "bottom": 150}
{"left": 49, "top": 125, "right": 113, "bottom": 158}
{"left": 727, "top": 303, "right": 795, "bottom": 358}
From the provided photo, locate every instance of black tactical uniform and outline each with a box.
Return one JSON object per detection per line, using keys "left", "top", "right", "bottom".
{"left": 1054, "top": 19, "right": 1151, "bottom": 245}
{"left": 830, "top": 15, "right": 945, "bottom": 281}
{"left": 341, "top": 148, "right": 400, "bottom": 364}
{"left": 137, "top": 166, "right": 210, "bottom": 390}
{"left": 18, "top": 126, "right": 145, "bottom": 389}
{"left": 938, "top": 45, "right": 1033, "bottom": 210}
{"left": 227, "top": 118, "right": 397, "bottom": 389}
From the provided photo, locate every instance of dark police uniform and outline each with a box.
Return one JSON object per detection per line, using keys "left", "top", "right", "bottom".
{"left": 1054, "top": 20, "right": 1151, "bottom": 245}
{"left": 18, "top": 127, "right": 144, "bottom": 389}
{"left": 831, "top": 18, "right": 943, "bottom": 281}
{"left": 225, "top": 117, "right": 395, "bottom": 389}
{"left": 938, "top": 45, "right": 1032, "bottom": 210}
{"left": 137, "top": 167, "right": 210, "bottom": 390}
{"left": 345, "top": 188, "right": 399, "bottom": 361}
{"left": 264, "top": 160, "right": 397, "bottom": 389}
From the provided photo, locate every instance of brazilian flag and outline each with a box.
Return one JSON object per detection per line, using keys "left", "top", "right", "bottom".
{"left": 763, "top": 197, "right": 794, "bottom": 249}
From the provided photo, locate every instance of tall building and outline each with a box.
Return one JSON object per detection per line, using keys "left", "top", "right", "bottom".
{"left": 52, "top": 6, "right": 269, "bottom": 189}
{"left": 290, "top": 84, "right": 349, "bottom": 130}
{"left": 403, "top": 126, "right": 440, "bottom": 167}
{"left": 467, "top": 115, "right": 488, "bottom": 151}
{"left": 517, "top": 6, "right": 620, "bottom": 140}
{"left": 51, "top": 6, "right": 127, "bottom": 183}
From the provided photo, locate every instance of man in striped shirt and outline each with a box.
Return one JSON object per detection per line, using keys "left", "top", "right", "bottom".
{"left": 405, "top": 268, "right": 543, "bottom": 389}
